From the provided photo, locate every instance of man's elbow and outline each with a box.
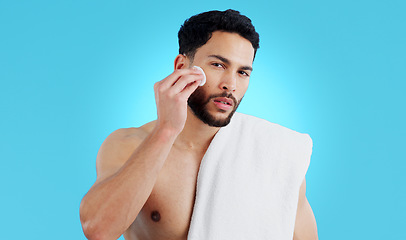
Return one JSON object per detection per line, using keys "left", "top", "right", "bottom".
{"left": 80, "top": 214, "right": 116, "bottom": 240}
{"left": 81, "top": 221, "right": 104, "bottom": 240}
{"left": 80, "top": 200, "right": 111, "bottom": 240}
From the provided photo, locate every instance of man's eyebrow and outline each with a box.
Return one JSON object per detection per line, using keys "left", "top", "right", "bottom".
{"left": 208, "top": 54, "right": 253, "bottom": 72}
{"left": 208, "top": 54, "right": 230, "bottom": 65}
{"left": 241, "top": 66, "right": 253, "bottom": 71}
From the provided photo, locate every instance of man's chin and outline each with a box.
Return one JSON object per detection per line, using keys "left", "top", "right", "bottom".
{"left": 187, "top": 89, "right": 241, "bottom": 127}
{"left": 195, "top": 109, "right": 236, "bottom": 127}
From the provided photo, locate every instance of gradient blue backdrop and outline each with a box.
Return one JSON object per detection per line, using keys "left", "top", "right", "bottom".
{"left": 1, "top": 1, "right": 405, "bottom": 239}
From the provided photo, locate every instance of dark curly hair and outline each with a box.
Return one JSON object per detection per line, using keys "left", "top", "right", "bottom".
{"left": 178, "top": 9, "right": 260, "bottom": 61}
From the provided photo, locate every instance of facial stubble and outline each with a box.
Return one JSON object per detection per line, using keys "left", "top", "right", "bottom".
{"left": 187, "top": 87, "right": 242, "bottom": 127}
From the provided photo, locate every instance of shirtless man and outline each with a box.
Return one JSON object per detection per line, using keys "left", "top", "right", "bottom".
{"left": 80, "top": 9, "right": 318, "bottom": 240}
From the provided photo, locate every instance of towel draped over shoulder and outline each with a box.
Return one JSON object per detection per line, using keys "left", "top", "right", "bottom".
{"left": 187, "top": 112, "right": 313, "bottom": 240}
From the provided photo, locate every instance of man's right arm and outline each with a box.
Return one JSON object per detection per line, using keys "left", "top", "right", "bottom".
{"left": 80, "top": 126, "right": 177, "bottom": 240}
{"left": 79, "top": 67, "right": 204, "bottom": 240}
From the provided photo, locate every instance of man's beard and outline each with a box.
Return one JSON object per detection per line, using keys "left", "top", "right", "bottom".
{"left": 187, "top": 87, "right": 242, "bottom": 127}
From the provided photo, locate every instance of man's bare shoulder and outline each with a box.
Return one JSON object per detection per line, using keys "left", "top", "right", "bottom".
{"left": 107, "top": 121, "right": 156, "bottom": 144}
{"left": 95, "top": 121, "right": 157, "bottom": 182}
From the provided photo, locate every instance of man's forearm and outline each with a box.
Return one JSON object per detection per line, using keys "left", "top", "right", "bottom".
{"left": 80, "top": 127, "right": 177, "bottom": 240}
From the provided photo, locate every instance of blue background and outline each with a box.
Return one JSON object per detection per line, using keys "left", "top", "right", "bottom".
{"left": 1, "top": 0, "right": 405, "bottom": 239}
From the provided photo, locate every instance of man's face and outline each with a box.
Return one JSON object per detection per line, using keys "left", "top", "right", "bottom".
{"left": 186, "top": 31, "right": 255, "bottom": 127}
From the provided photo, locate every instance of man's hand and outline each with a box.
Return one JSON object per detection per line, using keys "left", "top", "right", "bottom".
{"left": 154, "top": 68, "right": 204, "bottom": 135}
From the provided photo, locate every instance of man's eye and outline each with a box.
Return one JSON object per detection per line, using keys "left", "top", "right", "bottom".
{"left": 212, "top": 63, "right": 223, "bottom": 68}
{"left": 239, "top": 71, "right": 249, "bottom": 77}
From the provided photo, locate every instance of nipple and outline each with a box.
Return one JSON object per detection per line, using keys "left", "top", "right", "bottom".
{"left": 193, "top": 66, "right": 206, "bottom": 86}
{"left": 151, "top": 210, "right": 161, "bottom": 222}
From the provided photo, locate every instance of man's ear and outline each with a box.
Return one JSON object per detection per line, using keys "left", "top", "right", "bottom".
{"left": 174, "top": 54, "right": 189, "bottom": 70}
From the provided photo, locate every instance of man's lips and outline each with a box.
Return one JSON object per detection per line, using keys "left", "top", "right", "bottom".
{"left": 213, "top": 97, "right": 234, "bottom": 106}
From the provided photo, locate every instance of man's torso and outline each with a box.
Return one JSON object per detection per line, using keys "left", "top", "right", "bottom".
{"left": 118, "top": 122, "right": 207, "bottom": 240}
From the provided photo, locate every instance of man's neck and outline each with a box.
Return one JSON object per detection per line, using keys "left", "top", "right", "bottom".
{"left": 174, "top": 108, "right": 220, "bottom": 153}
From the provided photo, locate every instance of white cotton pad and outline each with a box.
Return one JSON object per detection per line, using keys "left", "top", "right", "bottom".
{"left": 193, "top": 66, "right": 206, "bottom": 86}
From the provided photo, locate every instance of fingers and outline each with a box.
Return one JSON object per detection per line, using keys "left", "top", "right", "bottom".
{"left": 170, "top": 73, "right": 204, "bottom": 94}
{"left": 178, "top": 79, "right": 201, "bottom": 99}
{"left": 159, "top": 68, "right": 202, "bottom": 90}
{"left": 154, "top": 68, "right": 204, "bottom": 102}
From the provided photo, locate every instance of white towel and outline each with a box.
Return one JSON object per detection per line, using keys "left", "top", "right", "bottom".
{"left": 187, "top": 112, "right": 313, "bottom": 240}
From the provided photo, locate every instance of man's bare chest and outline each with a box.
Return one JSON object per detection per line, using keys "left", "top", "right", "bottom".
{"left": 126, "top": 149, "right": 204, "bottom": 240}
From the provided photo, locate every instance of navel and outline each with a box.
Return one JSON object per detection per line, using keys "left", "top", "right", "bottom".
{"left": 151, "top": 210, "right": 161, "bottom": 222}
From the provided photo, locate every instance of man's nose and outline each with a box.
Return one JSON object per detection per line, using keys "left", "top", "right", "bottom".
{"left": 219, "top": 73, "right": 237, "bottom": 92}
